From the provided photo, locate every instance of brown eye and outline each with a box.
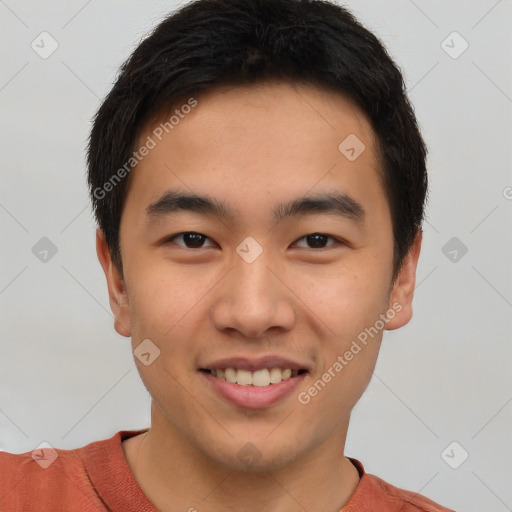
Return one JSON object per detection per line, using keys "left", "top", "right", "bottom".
{"left": 167, "top": 232, "right": 216, "bottom": 249}
{"left": 293, "top": 233, "right": 339, "bottom": 249}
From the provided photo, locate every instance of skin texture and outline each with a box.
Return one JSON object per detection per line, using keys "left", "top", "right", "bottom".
{"left": 97, "top": 81, "right": 422, "bottom": 512}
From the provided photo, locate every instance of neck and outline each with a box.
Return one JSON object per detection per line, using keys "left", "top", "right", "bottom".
{"left": 123, "top": 406, "right": 360, "bottom": 512}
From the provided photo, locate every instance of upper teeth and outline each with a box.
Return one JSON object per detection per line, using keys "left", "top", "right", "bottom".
{"left": 210, "top": 368, "right": 299, "bottom": 386}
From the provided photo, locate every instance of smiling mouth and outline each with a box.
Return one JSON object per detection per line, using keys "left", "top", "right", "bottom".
{"left": 200, "top": 368, "right": 308, "bottom": 387}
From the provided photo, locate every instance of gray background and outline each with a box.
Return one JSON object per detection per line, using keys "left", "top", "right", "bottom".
{"left": 1, "top": 1, "right": 511, "bottom": 510}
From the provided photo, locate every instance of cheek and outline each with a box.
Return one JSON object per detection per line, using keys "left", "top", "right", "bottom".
{"left": 298, "top": 272, "right": 386, "bottom": 419}
{"left": 122, "top": 256, "right": 182, "bottom": 339}
{"left": 130, "top": 285, "right": 189, "bottom": 340}
{"left": 124, "top": 258, "right": 221, "bottom": 373}
{"left": 296, "top": 256, "right": 390, "bottom": 401}
{"left": 299, "top": 257, "right": 391, "bottom": 337}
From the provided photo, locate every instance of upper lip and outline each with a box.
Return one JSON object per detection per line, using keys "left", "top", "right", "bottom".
{"left": 200, "top": 356, "right": 310, "bottom": 372}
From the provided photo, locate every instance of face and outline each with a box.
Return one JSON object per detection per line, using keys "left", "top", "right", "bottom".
{"left": 97, "top": 81, "right": 421, "bottom": 471}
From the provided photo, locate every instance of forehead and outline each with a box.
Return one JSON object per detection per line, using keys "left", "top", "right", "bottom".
{"left": 151, "top": 81, "right": 377, "bottom": 148}
{"left": 124, "top": 81, "right": 387, "bottom": 229}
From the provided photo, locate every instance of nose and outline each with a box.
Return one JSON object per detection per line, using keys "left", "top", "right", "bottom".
{"left": 210, "top": 250, "right": 296, "bottom": 339}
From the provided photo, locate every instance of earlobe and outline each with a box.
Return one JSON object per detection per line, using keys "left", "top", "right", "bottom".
{"left": 95, "top": 229, "right": 131, "bottom": 337}
{"left": 385, "top": 230, "right": 422, "bottom": 331}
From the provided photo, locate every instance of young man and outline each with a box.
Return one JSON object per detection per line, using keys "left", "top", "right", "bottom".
{"left": 0, "top": 0, "right": 455, "bottom": 510}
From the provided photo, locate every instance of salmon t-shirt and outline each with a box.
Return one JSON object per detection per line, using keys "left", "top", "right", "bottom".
{"left": 0, "top": 429, "right": 455, "bottom": 511}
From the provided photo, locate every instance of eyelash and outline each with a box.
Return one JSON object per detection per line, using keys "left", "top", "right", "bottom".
{"left": 164, "top": 232, "right": 345, "bottom": 250}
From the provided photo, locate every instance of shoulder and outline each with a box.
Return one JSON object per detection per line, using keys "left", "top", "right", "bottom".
{"left": 0, "top": 432, "right": 124, "bottom": 512}
{"left": 365, "top": 473, "right": 455, "bottom": 511}
{"left": 344, "top": 459, "right": 456, "bottom": 512}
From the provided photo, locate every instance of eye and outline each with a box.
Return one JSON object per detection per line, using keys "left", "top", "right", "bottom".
{"left": 165, "top": 232, "right": 216, "bottom": 249}
{"left": 293, "top": 233, "right": 341, "bottom": 249}
{"left": 164, "top": 232, "right": 343, "bottom": 250}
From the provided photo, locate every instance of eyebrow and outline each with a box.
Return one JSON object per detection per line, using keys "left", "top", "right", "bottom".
{"left": 146, "top": 189, "right": 366, "bottom": 225}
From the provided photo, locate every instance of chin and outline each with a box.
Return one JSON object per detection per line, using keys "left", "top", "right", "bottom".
{"left": 202, "top": 434, "right": 307, "bottom": 473}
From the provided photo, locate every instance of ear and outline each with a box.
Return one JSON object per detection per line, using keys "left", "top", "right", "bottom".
{"left": 96, "top": 228, "right": 131, "bottom": 337}
{"left": 385, "top": 230, "right": 422, "bottom": 331}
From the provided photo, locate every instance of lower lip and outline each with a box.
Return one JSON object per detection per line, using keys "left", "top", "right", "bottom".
{"left": 200, "top": 371, "right": 307, "bottom": 409}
